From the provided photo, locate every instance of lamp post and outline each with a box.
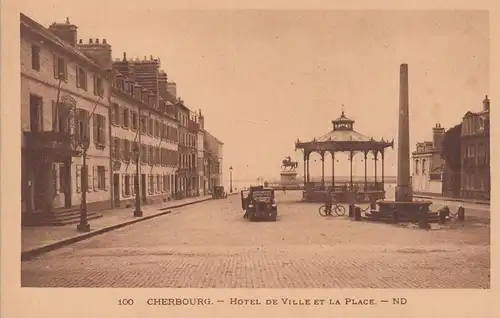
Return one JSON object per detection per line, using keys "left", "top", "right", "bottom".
{"left": 134, "top": 147, "right": 142, "bottom": 217}
{"left": 77, "top": 137, "right": 91, "bottom": 232}
{"left": 229, "top": 166, "right": 233, "bottom": 193}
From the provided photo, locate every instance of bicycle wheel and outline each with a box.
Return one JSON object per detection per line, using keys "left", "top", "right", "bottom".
{"left": 334, "top": 205, "right": 346, "bottom": 216}
{"left": 318, "top": 205, "right": 328, "bottom": 217}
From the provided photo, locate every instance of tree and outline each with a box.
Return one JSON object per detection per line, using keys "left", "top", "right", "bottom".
{"left": 441, "top": 123, "right": 462, "bottom": 172}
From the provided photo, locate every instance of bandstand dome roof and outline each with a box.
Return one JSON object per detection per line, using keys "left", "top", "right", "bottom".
{"left": 295, "top": 109, "right": 394, "bottom": 152}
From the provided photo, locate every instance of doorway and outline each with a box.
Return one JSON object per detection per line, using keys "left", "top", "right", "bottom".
{"left": 141, "top": 174, "right": 147, "bottom": 203}
{"left": 113, "top": 173, "right": 120, "bottom": 205}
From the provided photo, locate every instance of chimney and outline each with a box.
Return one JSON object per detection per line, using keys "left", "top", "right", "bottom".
{"left": 483, "top": 95, "right": 490, "bottom": 111}
{"left": 167, "top": 82, "right": 177, "bottom": 99}
{"left": 432, "top": 123, "right": 445, "bottom": 151}
{"left": 76, "top": 38, "right": 113, "bottom": 70}
{"left": 48, "top": 18, "right": 78, "bottom": 47}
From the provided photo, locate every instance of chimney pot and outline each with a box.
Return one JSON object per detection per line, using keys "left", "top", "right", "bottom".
{"left": 79, "top": 39, "right": 83, "bottom": 44}
{"left": 95, "top": 38, "right": 99, "bottom": 44}
{"left": 150, "top": 55, "right": 153, "bottom": 60}
{"left": 123, "top": 52, "right": 127, "bottom": 61}
{"left": 89, "top": 38, "right": 93, "bottom": 43}
{"left": 66, "top": 17, "right": 70, "bottom": 24}
{"left": 103, "top": 38, "right": 107, "bottom": 44}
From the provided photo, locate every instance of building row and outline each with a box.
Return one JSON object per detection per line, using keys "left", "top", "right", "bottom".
{"left": 411, "top": 95, "right": 490, "bottom": 201}
{"left": 20, "top": 14, "right": 224, "bottom": 225}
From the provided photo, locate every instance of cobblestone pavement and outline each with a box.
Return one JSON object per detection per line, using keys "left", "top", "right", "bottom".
{"left": 21, "top": 192, "right": 490, "bottom": 288}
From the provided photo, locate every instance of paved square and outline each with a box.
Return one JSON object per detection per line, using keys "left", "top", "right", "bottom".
{"left": 21, "top": 192, "right": 490, "bottom": 288}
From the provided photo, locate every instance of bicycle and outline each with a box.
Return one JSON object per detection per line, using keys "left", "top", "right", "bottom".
{"left": 318, "top": 203, "right": 346, "bottom": 217}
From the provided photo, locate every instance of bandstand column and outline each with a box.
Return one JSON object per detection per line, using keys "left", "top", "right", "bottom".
{"left": 331, "top": 151, "right": 335, "bottom": 190}
{"left": 364, "top": 151, "right": 368, "bottom": 191}
{"left": 381, "top": 150, "right": 385, "bottom": 188}
{"left": 303, "top": 151, "right": 307, "bottom": 185}
{"left": 349, "top": 151, "right": 354, "bottom": 190}
{"left": 307, "top": 153, "right": 311, "bottom": 183}
{"left": 320, "top": 151, "right": 325, "bottom": 190}
{"left": 373, "top": 151, "right": 378, "bottom": 189}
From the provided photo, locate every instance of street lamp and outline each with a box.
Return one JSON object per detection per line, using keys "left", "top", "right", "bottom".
{"left": 77, "top": 137, "right": 91, "bottom": 232}
{"left": 229, "top": 166, "right": 233, "bottom": 193}
{"left": 134, "top": 145, "right": 142, "bottom": 217}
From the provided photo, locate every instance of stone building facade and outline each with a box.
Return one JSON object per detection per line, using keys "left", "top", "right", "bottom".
{"left": 203, "top": 130, "right": 224, "bottom": 192}
{"left": 109, "top": 54, "right": 179, "bottom": 207}
{"left": 460, "top": 96, "right": 490, "bottom": 200}
{"left": 20, "top": 13, "right": 224, "bottom": 225}
{"left": 21, "top": 14, "right": 112, "bottom": 224}
{"left": 411, "top": 123, "right": 445, "bottom": 195}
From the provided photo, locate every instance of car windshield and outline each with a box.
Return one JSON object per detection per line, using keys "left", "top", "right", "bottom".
{"left": 251, "top": 190, "right": 273, "bottom": 203}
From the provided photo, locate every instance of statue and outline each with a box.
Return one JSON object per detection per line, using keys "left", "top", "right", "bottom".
{"left": 281, "top": 156, "right": 298, "bottom": 171}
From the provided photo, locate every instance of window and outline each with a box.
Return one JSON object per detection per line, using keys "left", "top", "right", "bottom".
{"left": 93, "top": 114, "right": 106, "bottom": 146}
{"left": 414, "top": 159, "right": 419, "bottom": 174}
{"left": 112, "top": 103, "right": 120, "bottom": 125}
{"left": 162, "top": 175, "right": 168, "bottom": 192}
{"left": 31, "top": 45, "right": 40, "bottom": 71}
{"left": 53, "top": 54, "right": 68, "bottom": 81}
{"left": 93, "top": 76, "right": 104, "bottom": 97}
{"left": 141, "top": 115, "right": 147, "bottom": 134}
{"left": 149, "top": 175, "right": 154, "bottom": 195}
{"left": 123, "top": 139, "right": 131, "bottom": 162}
{"left": 112, "top": 137, "right": 120, "bottom": 160}
{"left": 124, "top": 174, "right": 131, "bottom": 196}
{"left": 97, "top": 166, "right": 106, "bottom": 190}
{"left": 52, "top": 101, "right": 71, "bottom": 133}
{"left": 156, "top": 175, "right": 161, "bottom": 193}
{"left": 123, "top": 108, "right": 130, "bottom": 128}
{"left": 422, "top": 159, "right": 426, "bottom": 174}
{"left": 141, "top": 145, "right": 147, "bottom": 164}
{"left": 148, "top": 145, "right": 154, "bottom": 165}
{"left": 154, "top": 120, "right": 160, "bottom": 138}
{"left": 148, "top": 118, "right": 154, "bottom": 135}
{"left": 75, "top": 109, "right": 90, "bottom": 145}
{"left": 76, "top": 66, "right": 88, "bottom": 90}
{"left": 29, "top": 94, "right": 43, "bottom": 132}
{"left": 131, "top": 111, "right": 138, "bottom": 131}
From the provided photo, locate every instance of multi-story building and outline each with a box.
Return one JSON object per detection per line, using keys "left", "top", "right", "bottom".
{"left": 196, "top": 110, "right": 206, "bottom": 195}
{"left": 460, "top": 95, "right": 490, "bottom": 200}
{"left": 21, "top": 14, "right": 112, "bottom": 225}
{"left": 109, "top": 53, "right": 179, "bottom": 207}
{"left": 203, "top": 130, "right": 224, "bottom": 192}
{"left": 175, "top": 100, "right": 201, "bottom": 198}
{"left": 411, "top": 123, "right": 445, "bottom": 195}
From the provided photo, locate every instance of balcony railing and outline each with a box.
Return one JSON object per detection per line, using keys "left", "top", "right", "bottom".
{"left": 23, "top": 131, "right": 80, "bottom": 156}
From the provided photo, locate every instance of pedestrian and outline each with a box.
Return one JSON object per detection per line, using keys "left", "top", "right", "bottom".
{"left": 283, "top": 186, "right": 286, "bottom": 194}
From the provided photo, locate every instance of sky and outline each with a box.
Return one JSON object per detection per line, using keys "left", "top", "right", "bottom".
{"left": 19, "top": 5, "right": 489, "bottom": 185}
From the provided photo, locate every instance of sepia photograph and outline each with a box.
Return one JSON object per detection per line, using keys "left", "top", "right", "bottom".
{"left": 15, "top": 7, "right": 491, "bottom": 290}
{"left": 2, "top": 0, "right": 498, "bottom": 316}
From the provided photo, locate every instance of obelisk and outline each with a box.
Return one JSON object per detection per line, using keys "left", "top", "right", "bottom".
{"left": 395, "top": 63, "right": 413, "bottom": 202}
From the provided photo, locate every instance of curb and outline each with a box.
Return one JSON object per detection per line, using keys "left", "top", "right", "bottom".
{"left": 413, "top": 195, "right": 490, "bottom": 206}
{"left": 21, "top": 197, "right": 213, "bottom": 262}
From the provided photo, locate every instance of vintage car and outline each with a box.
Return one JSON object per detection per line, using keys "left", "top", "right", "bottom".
{"left": 241, "top": 186, "right": 278, "bottom": 221}
{"left": 212, "top": 186, "right": 227, "bottom": 199}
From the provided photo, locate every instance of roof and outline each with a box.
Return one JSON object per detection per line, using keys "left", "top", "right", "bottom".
{"left": 20, "top": 13, "right": 105, "bottom": 74}
{"left": 315, "top": 129, "right": 373, "bottom": 142}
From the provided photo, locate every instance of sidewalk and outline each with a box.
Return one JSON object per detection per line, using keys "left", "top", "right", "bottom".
{"left": 413, "top": 194, "right": 490, "bottom": 206}
{"left": 22, "top": 195, "right": 212, "bottom": 260}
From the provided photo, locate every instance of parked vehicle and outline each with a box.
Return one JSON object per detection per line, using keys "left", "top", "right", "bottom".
{"left": 241, "top": 186, "right": 278, "bottom": 221}
{"left": 212, "top": 186, "right": 227, "bottom": 199}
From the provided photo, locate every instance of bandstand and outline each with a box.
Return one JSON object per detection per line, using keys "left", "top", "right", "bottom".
{"left": 295, "top": 109, "right": 394, "bottom": 203}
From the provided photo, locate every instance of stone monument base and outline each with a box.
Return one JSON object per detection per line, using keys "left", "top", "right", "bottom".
{"left": 280, "top": 171, "right": 298, "bottom": 187}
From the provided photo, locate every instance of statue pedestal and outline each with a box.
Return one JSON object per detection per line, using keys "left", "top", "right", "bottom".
{"left": 280, "top": 171, "right": 298, "bottom": 186}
